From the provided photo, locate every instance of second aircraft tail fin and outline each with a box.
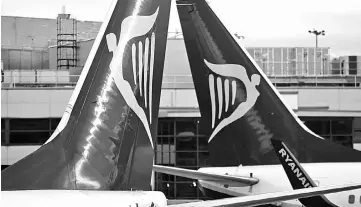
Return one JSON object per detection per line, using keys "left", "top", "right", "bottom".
{"left": 176, "top": 0, "right": 361, "bottom": 167}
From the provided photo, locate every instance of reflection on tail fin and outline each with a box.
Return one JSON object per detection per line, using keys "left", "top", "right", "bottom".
{"left": 271, "top": 139, "right": 338, "bottom": 207}
{"left": 177, "top": 0, "right": 361, "bottom": 167}
{"left": 2, "top": 0, "right": 171, "bottom": 191}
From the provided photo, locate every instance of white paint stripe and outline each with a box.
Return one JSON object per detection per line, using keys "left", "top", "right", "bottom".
{"left": 132, "top": 43, "right": 137, "bottom": 84}
{"left": 138, "top": 41, "right": 143, "bottom": 96}
{"left": 224, "top": 79, "right": 229, "bottom": 112}
{"left": 144, "top": 37, "right": 149, "bottom": 108}
{"left": 232, "top": 80, "right": 236, "bottom": 105}
{"left": 209, "top": 74, "right": 215, "bottom": 129}
{"left": 217, "top": 77, "right": 223, "bottom": 119}
{"left": 149, "top": 32, "right": 155, "bottom": 124}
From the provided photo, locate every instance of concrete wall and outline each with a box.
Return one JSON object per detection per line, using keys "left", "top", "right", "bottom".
{"left": 1, "top": 16, "right": 101, "bottom": 70}
{"left": 2, "top": 87, "right": 361, "bottom": 118}
{"left": 1, "top": 16, "right": 101, "bottom": 49}
{"left": 1, "top": 48, "right": 49, "bottom": 69}
{"left": 1, "top": 16, "right": 56, "bottom": 48}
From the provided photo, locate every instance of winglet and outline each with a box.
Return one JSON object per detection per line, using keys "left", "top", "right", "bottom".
{"left": 271, "top": 139, "right": 338, "bottom": 206}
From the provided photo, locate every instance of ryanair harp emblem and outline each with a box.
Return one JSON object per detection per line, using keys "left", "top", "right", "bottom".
{"left": 106, "top": 7, "right": 159, "bottom": 149}
{"left": 205, "top": 59, "right": 261, "bottom": 143}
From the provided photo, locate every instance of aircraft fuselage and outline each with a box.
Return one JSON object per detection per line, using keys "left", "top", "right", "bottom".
{"left": 1, "top": 190, "right": 167, "bottom": 207}
{"left": 198, "top": 163, "right": 361, "bottom": 206}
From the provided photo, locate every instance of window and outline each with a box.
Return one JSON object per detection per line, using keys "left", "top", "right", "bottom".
{"left": 1, "top": 119, "right": 5, "bottom": 130}
{"left": 155, "top": 118, "right": 208, "bottom": 199}
{"left": 157, "top": 137, "right": 175, "bottom": 151}
{"left": 176, "top": 152, "right": 197, "bottom": 166}
{"left": 158, "top": 119, "right": 174, "bottom": 136}
{"left": 302, "top": 119, "right": 330, "bottom": 136}
{"left": 175, "top": 176, "right": 196, "bottom": 182}
{"left": 8, "top": 118, "right": 60, "bottom": 145}
{"left": 198, "top": 136, "right": 209, "bottom": 151}
{"left": 349, "top": 195, "right": 355, "bottom": 204}
{"left": 176, "top": 136, "right": 197, "bottom": 151}
{"left": 157, "top": 172, "right": 175, "bottom": 182}
{"left": 1, "top": 119, "right": 6, "bottom": 145}
{"left": 1, "top": 165, "right": 9, "bottom": 171}
{"left": 198, "top": 151, "right": 210, "bottom": 167}
{"left": 301, "top": 117, "right": 354, "bottom": 148}
{"left": 50, "top": 118, "right": 61, "bottom": 130}
{"left": 332, "top": 136, "right": 353, "bottom": 148}
{"left": 175, "top": 182, "right": 198, "bottom": 198}
{"left": 331, "top": 119, "right": 352, "bottom": 135}
{"left": 10, "top": 119, "right": 50, "bottom": 131}
{"left": 9, "top": 131, "right": 51, "bottom": 144}
{"left": 176, "top": 121, "right": 196, "bottom": 136}
{"left": 156, "top": 151, "right": 175, "bottom": 165}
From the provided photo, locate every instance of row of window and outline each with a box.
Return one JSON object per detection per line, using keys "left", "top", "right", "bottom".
{"left": 156, "top": 151, "right": 210, "bottom": 166}
{"left": 302, "top": 117, "right": 354, "bottom": 148}
{"left": 1, "top": 117, "right": 354, "bottom": 146}
{"left": 0, "top": 117, "right": 357, "bottom": 199}
{"left": 303, "top": 118, "right": 353, "bottom": 135}
{"left": 1, "top": 118, "right": 60, "bottom": 145}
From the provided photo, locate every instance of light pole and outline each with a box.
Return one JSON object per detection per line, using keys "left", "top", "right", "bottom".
{"left": 308, "top": 29, "right": 325, "bottom": 48}
{"left": 27, "top": 35, "right": 34, "bottom": 69}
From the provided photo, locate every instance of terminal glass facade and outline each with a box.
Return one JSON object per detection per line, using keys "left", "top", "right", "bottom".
{"left": 155, "top": 118, "right": 209, "bottom": 199}
{"left": 0, "top": 117, "right": 356, "bottom": 199}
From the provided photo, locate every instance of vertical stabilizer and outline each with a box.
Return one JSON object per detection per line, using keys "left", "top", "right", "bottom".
{"left": 2, "top": 0, "right": 171, "bottom": 191}
{"left": 176, "top": 0, "right": 361, "bottom": 167}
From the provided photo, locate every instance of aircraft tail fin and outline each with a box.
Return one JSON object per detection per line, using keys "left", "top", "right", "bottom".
{"left": 271, "top": 139, "right": 338, "bottom": 207}
{"left": 2, "top": 0, "right": 171, "bottom": 191}
{"left": 176, "top": 0, "right": 361, "bottom": 167}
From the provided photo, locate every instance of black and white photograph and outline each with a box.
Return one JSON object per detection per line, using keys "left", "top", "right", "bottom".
{"left": 1, "top": 0, "right": 361, "bottom": 206}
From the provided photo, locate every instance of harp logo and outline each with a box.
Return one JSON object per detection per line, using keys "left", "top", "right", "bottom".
{"left": 106, "top": 7, "right": 159, "bottom": 149}
{"left": 205, "top": 60, "right": 261, "bottom": 143}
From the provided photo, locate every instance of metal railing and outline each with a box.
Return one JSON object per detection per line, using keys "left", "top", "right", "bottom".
{"left": 1, "top": 71, "right": 360, "bottom": 89}
{"left": 248, "top": 61, "right": 361, "bottom": 76}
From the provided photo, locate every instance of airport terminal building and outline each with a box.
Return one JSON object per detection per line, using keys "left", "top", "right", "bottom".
{"left": 1, "top": 15, "right": 361, "bottom": 199}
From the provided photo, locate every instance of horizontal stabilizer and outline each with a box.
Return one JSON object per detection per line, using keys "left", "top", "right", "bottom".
{"left": 172, "top": 182, "right": 361, "bottom": 207}
{"left": 153, "top": 165, "right": 258, "bottom": 187}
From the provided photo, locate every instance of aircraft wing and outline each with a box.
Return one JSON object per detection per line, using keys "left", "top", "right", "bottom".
{"left": 153, "top": 165, "right": 258, "bottom": 187}
{"left": 271, "top": 138, "right": 338, "bottom": 206}
{"left": 171, "top": 182, "right": 361, "bottom": 207}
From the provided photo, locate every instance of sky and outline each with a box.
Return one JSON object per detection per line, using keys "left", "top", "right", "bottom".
{"left": 2, "top": 0, "right": 361, "bottom": 57}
